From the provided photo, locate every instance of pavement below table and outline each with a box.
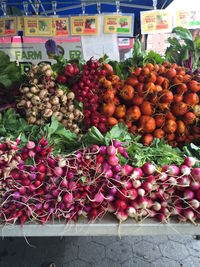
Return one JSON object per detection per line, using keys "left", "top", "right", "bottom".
{"left": 0, "top": 235, "right": 200, "bottom": 267}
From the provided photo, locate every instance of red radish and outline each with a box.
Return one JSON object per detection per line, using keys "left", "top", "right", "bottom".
{"left": 117, "top": 189, "right": 128, "bottom": 200}
{"left": 184, "top": 157, "right": 196, "bottom": 167}
{"left": 142, "top": 181, "right": 152, "bottom": 192}
{"left": 190, "top": 181, "right": 200, "bottom": 191}
{"left": 104, "top": 169, "right": 113, "bottom": 178}
{"left": 116, "top": 211, "right": 128, "bottom": 222}
{"left": 107, "top": 146, "right": 116, "bottom": 156}
{"left": 128, "top": 207, "right": 136, "bottom": 218}
{"left": 115, "top": 199, "right": 127, "bottom": 210}
{"left": 26, "top": 141, "right": 35, "bottom": 150}
{"left": 108, "top": 155, "right": 119, "bottom": 166}
{"left": 128, "top": 188, "right": 138, "bottom": 200}
{"left": 158, "top": 172, "right": 168, "bottom": 182}
{"left": 167, "top": 165, "right": 180, "bottom": 176}
{"left": 96, "top": 155, "right": 104, "bottom": 163}
{"left": 132, "top": 180, "right": 141, "bottom": 188}
{"left": 131, "top": 167, "right": 143, "bottom": 179}
{"left": 37, "top": 164, "right": 46, "bottom": 173}
{"left": 138, "top": 188, "right": 145, "bottom": 197}
{"left": 54, "top": 167, "right": 63, "bottom": 177}
{"left": 168, "top": 177, "right": 177, "bottom": 185}
{"left": 63, "top": 193, "right": 73, "bottom": 203}
{"left": 191, "top": 168, "right": 200, "bottom": 181}
{"left": 183, "top": 209, "right": 197, "bottom": 225}
{"left": 184, "top": 189, "right": 194, "bottom": 200}
{"left": 113, "top": 140, "right": 121, "bottom": 148}
{"left": 94, "top": 192, "right": 104, "bottom": 203}
{"left": 122, "top": 180, "right": 132, "bottom": 190}
{"left": 152, "top": 201, "right": 161, "bottom": 211}
{"left": 137, "top": 197, "right": 149, "bottom": 209}
{"left": 121, "top": 165, "right": 133, "bottom": 176}
{"left": 189, "top": 199, "right": 199, "bottom": 209}
{"left": 142, "top": 163, "right": 156, "bottom": 175}
{"left": 180, "top": 165, "right": 191, "bottom": 175}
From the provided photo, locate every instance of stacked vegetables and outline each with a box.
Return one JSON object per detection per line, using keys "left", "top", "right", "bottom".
{"left": 99, "top": 62, "right": 200, "bottom": 147}
{"left": 17, "top": 63, "right": 83, "bottom": 133}
{"left": 1, "top": 136, "right": 200, "bottom": 226}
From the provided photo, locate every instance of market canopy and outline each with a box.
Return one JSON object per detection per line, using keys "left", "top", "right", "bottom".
{"left": 1, "top": 0, "right": 174, "bottom": 18}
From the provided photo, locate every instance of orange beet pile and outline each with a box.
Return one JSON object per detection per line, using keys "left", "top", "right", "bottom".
{"left": 99, "top": 62, "right": 200, "bottom": 147}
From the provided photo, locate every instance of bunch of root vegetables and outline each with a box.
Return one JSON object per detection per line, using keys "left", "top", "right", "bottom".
{"left": 1, "top": 136, "right": 200, "bottom": 226}
{"left": 56, "top": 59, "right": 200, "bottom": 147}
{"left": 99, "top": 62, "right": 200, "bottom": 147}
{"left": 17, "top": 63, "right": 83, "bottom": 134}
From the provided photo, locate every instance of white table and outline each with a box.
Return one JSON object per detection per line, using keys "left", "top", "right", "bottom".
{"left": 0, "top": 215, "right": 199, "bottom": 237}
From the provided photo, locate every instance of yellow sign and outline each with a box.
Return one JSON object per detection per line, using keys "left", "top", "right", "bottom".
{"left": 24, "top": 17, "right": 52, "bottom": 37}
{"left": 52, "top": 18, "right": 69, "bottom": 36}
{"left": 17, "top": 16, "right": 24, "bottom": 31}
{"left": 176, "top": 11, "right": 200, "bottom": 29}
{"left": 0, "top": 17, "right": 17, "bottom": 36}
{"left": 71, "top": 16, "right": 98, "bottom": 35}
{"left": 141, "top": 10, "right": 172, "bottom": 34}
{"left": 0, "top": 18, "right": 5, "bottom": 36}
{"left": 104, "top": 15, "right": 132, "bottom": 35}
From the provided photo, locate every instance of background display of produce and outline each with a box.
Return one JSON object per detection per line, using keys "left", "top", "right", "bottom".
{"left": 0, "top": 26, "right": 200, "bottom": 227}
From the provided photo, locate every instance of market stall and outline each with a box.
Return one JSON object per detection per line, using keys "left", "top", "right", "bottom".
{"left": 1, "top": 0, "right": 200, "bottom": 237}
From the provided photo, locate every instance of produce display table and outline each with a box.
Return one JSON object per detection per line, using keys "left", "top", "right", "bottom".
{"left": 0, "top": 215, "right": 199, "bottom": 237}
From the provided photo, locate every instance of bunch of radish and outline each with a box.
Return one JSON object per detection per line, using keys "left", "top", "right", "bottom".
{"left": 57, "top": 62, "right": 80, "bottom": 85}
{"left": 17, "top": 63, "right": 83, "bottom": 133}
{"left": 1, "top": 135, "right": 200, "bottom": 226}
{"left": 72, "top": 59, "right": 111, "bottom": 132}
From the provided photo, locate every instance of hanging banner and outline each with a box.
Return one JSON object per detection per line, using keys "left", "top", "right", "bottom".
{"left": 0, "top": 17, "right": 17, "bottom": 36}
{"left": 176, "top": 11, "right": 200, "bottom": 29}
{"left": 17, "top": 16, "right": 24, "bottom": 31}
{"left": 70, "top": 16, "right": 98, "bottom": 35}
{"left": 24, "top": 17, "right": 52, "bottom": 37}
{"left": 52, "top": 17, "right": 69, "bottom": 36}
{"left": 140, "top": 10, "right": 172, "bottom": 34}
{"left": 104, "top": 15, "right": 134, "bottom": 36}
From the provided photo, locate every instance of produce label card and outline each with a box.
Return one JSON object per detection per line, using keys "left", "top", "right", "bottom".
{"left": 4, "top": 17, "right": 17, "bottom": 36}
{"left": 176, "top": 11, "right": 200, "bottom": 29}
{"left": 17, "top": 16, "right": 24, "bottom": 31}
{"left": 141, "top": 10, "right": 172, "bottom": 34}
{"left": 24, "top": 17, "right": 38, "bottom": 36}
{"left": 71, "top": 16, "right": 98, "bottom": 35}
{"left": 0, "top": 18, "right": 5, "bottom": 36}
{"left": 38, "top": 18, "right": 52, "bottom": 36}
{"left": 52, "top": 17, "right": 69, "bottom": 36}
{"left": 24, "top": 17, "right": 52, "bottom": 37}
{"left": 104, "top": 15, "right": 133, "bottom": 36}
